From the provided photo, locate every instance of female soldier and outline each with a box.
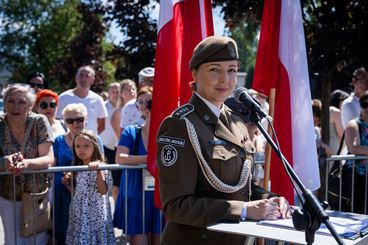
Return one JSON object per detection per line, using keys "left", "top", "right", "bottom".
{"left": 156, "top": 36, "right": 291, "bottom": 245}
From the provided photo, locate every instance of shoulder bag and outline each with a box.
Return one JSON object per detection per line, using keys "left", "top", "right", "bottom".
{"left": 20, "top": 116, "right": 52, "bottom": 237}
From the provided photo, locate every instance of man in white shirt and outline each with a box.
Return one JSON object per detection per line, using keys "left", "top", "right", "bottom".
{"left": 341, "top": 67, "right": 368, "bottom": 128}
{"left": 119, "top": 67, "right": 154, "bottom": 134}
{"left": 56, "top": 65, "right": 108, "bottom": 134}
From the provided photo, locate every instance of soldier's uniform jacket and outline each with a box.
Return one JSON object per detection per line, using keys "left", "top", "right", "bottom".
{"left": 157, "top": 93, "right": 277, "bottom": 245}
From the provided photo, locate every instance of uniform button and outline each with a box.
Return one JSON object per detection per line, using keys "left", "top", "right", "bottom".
{"left": 204, "top": 115, "right": 210, "bottom": 121}
{"left": 201, "top": 233, "right": 207, "bottom": 239}
{"left": 239, "top": 151, "right": 245, "bottom": 158}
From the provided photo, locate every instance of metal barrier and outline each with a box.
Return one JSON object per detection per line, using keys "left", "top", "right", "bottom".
{"left": 325, "top": 154, "right": 368, "bottom": 214}
{"left": 0, "top": 164, "right": 163, "bottom": 245}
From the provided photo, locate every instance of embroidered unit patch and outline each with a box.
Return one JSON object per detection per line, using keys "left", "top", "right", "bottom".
{"left": 161, "top": 145, "right": 178, "bottom": 167}
{"left": 157, "top": 136, "right": 185, "bottom": 147}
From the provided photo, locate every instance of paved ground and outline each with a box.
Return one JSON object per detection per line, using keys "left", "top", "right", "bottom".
{"left": 0, "top": 197, "right": 127, "bottom": 245}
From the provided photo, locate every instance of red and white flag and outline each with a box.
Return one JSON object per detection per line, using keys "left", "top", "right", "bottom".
{"left": 148, "top": 0, "right": 214, "bottom": 208}
{"left": 252, "top": 0, "right": 320, "bottom": 203}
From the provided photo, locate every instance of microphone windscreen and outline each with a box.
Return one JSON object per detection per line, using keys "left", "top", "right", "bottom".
{"left": 234, "top": 87, "right": 247, "bottom": 103}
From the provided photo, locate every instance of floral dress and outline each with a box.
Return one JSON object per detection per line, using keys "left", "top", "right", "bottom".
{"left": 66, "top": 169, "right": 115, "bottom": 245}
{"left": 0, "top": 113, "right": 52, "bottom": 200}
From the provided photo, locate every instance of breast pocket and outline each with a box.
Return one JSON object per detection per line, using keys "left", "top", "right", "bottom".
{"left": 205, "top": 145, "right": 243, "bottom": 185}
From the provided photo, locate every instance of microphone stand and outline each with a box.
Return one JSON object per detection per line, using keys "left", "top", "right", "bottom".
{"left": 248, "top": 112, "right": 344, "bottom": 245}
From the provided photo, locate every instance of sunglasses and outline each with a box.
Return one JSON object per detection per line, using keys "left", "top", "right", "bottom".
{"left": 39, "top": 101, "right": 57, "bottom": 109}
{"left": 65, "top": 117, "right": 85, "bottom": 124}
{"left": 360, "top": 102, "right": 368, "bottom": 108}
{"left": 29, "top": 82, "right": 44, "bottom": 89}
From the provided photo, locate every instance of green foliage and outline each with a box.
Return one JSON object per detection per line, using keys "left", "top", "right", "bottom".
{"left": 0, "top": 0, "right": 81, "bottom": 86}
{"left": 106, "top": 0, "right": 157, "bottom": 82}
{"left": 49, "top": 1, "right": 110, "bottom": 93}
{"left": 228, "top": 21, "right": 259, "bottom": 86}
{"left": 302, "top": 0, "right": 368, "bottom": 94}
{"left": 212, "top": 0, "right": 263, "bottom": 29}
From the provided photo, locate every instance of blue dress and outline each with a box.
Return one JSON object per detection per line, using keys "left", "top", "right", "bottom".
{"left": 53, "top": 134, "right": 105, "bottom": 244}
{"left": 53, "top": 135, "right": 73, "bottom": 244}
{"left": 113, "top": 125, "right": 163, "bottom": 235}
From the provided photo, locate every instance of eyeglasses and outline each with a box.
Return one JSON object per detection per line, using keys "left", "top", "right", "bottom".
{"left": 360, "top": 102, "right": 368, "bottom": 108}
{"left": 29, "top": 82, "right": 44, "bottom": 89}
{"left": 39, "top": 101, "right": 57, "bottom": 109}
{"left": 65, "top": 117, "right": 85, "bottom": 124}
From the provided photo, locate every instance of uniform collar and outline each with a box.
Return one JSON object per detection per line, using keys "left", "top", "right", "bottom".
{"left": 190, "top": 93, "right": 244, "bottom": 147}
{"left": 190, "top": 93, "right": 218, "bottom": 125}
{"left": 194, "top": 92, "right": 221, "bottom": 118}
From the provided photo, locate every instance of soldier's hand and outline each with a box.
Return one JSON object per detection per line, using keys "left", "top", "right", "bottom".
{"left": 245, "top": 199, "right": 281, "bottom": 220}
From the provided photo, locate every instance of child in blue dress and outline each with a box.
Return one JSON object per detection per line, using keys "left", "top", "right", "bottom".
{"left": 114, "top": 87, "right": 163, "bottom": 245}
{"left": 66, "top": 130, "right": 115, "bottom": 244}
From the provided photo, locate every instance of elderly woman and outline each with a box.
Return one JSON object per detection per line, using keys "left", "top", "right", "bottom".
{"left": 0, "top": 83, "right": 54, "bottom": 244}
{"left": 156, "top": 36, "right": 291, "bottom": 245}
{"left": 53, "top": 103, "right": 104, "bottom": 244}
{"left": 35, "top": 89, "right": 66, "bottom": 138}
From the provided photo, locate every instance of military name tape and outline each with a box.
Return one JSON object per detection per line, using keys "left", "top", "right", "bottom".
{"left": 157, "top": 136, "right": 185, "bottom": 147}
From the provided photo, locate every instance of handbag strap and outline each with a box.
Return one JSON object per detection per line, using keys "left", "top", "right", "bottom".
{"left": 0, "top": 115, "right": 34, "bottom": 156}
{"left": 20, "top": 116, "right": 36, "bottom": 155}
{"left": 329, "top": 131, "right": 345, "bottom": 174}
{"left": 336, "top": 131, "right": 345, "bottom": 155}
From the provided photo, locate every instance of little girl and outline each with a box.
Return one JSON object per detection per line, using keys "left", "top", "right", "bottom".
{"left": 66, "top": 130, "right": 116, "bottom": 244}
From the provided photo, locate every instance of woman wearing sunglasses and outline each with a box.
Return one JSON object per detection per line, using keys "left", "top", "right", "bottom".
{"left": 53, "top": 103, "right": 104, "bottom": 244}
{"left": 26, "top": 72, "right": 48, "bottom": 93}
{"left": 35, "top": 89, "right": 66, "bottom": 139}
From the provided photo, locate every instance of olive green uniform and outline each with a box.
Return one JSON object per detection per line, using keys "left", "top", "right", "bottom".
{"left": 157, "top": 94, "right": 276, "bottom": 245}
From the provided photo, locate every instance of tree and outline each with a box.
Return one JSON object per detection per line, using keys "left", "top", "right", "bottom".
{"left": 215, "top": 0, "right": 368, "bottom": 143}
{"left": 50, "top": 1, "right": 110, "bottom": 93}
{"left": 303, "top": 1, "right": 368, "bottom": 142}
{"left": 0, "top": 0, "right": 81, "bottom": 86}
{"left": 106, "top": 0, "right": 157, "bottom": 82}
{"left": 228, "top": 22, "right": 259, "bottom": 87}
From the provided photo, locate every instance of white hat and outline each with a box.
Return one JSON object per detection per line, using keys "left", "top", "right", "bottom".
{"left": 138, "top": 67, "right": 155, "bottom": 83}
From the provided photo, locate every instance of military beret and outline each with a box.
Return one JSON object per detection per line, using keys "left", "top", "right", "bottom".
{"left": 189, "top": 36, "right": 239, "bottom": 70}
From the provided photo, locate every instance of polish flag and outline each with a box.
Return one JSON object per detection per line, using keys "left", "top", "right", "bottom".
{"left": 148, "top": 0, "right": 214, "bottom": 208}
{"left": 252, "top": 0, "right": 320, "bottom": 203}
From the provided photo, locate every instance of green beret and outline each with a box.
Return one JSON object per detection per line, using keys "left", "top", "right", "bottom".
{"left": 189, "top": 36, "right": 239, "bottom": 70}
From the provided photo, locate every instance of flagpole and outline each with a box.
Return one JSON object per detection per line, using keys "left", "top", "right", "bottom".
{"left": 249, "top": 110, "right": 344, "bottom": 245}
{"left": 263, "top": 88, "right": 276, "bottom": 191}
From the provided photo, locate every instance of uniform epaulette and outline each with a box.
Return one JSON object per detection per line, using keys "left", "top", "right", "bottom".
{"left": 172, "top": 103, "right": 194, "bottom": 119}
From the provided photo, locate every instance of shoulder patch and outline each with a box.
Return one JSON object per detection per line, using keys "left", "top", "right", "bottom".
{"left": 161, "top": 145, "right": 178, "bottom": 167}
{"left": 172, "top": 104, "right": 194, "bottom": 119}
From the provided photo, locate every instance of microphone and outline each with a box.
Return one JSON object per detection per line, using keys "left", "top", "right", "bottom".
{"left": 234, "top": 87, "right": 270, "bottom": 120}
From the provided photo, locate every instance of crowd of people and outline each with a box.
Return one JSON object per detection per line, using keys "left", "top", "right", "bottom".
{"left": 0, "top": 64, "right": 158, "bottom": 244}
{"left": 313, "top": 67, "right": 368, "bottom": 212}
{"left": 0, "top": 35, "right": 366, "bottom": 244}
